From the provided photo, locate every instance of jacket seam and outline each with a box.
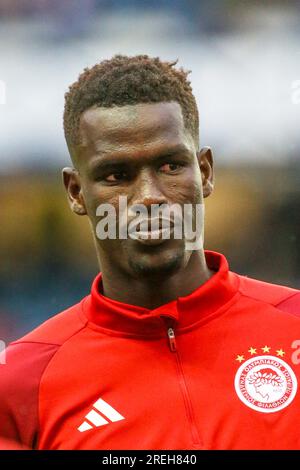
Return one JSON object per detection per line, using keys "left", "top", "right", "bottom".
{"left": 239, "top": 291, "right": 300, "bottom": 321}
{"left": 10, "top": 340, "right": 61, "bottom": 347}
{"left": 275, "top": 291, "right": 300, "bottom": 308}
{"left": 36, "top": 320, "right": 88, "bottom": 450}
{"left": 238, "top": 278, "right": 298, "bottom": 305}
{"left": 32, "top": 345, "right": 59, "bottom": 449}
{"left": 174, "top": 349, "right": 202, "bottom": 447}
{"left": 11, "top": 303, "right": 87, "bottom": 347}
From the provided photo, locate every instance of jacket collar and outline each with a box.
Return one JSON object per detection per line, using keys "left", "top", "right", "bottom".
{"left": 84, "top": 251, "right": 239, "bottom": 336}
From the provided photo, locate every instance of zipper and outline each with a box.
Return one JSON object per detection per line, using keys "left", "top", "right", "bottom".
{"left": 166, "top": 326, "right": 202, "bottom": 447}
{"left": 167, "top": 327, "right": 177, "bottom": 352}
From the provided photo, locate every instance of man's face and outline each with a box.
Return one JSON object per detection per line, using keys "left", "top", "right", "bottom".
{"left": 64, "top": 101, "right": 213, "bottom": 278}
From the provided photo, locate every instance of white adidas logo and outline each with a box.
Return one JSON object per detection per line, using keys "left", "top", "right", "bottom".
{"left": 78, "top": 398, "right": 125, "bottom": 432}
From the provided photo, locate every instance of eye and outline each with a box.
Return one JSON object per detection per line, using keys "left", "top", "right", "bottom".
{"left": 104, "top": 172, "right": 127, "bottom": 182}
{"left": 159, "top": 162, "right": 184, "bottom": 173}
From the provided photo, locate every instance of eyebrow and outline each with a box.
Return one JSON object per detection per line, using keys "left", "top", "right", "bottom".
{"left": 88, "top": 144, "right": 193, "bottom": 173}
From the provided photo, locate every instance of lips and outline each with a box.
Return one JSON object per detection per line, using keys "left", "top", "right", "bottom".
{"left": 128, "top": 218, "right": 175, "bottom": 246}
{"left": 138, "top": 217, "right": 174, "bottom": 230}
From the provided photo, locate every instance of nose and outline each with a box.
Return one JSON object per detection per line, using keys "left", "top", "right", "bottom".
{"left": 130, "top": 169, "right": 168, "bottom": 210}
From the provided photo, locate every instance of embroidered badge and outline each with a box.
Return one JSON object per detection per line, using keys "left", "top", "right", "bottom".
{"left": 234, "top": 348, "right": 297, "bottom": 413}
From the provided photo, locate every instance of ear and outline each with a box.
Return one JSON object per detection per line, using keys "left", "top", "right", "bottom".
{"left": 62, "top": 167, "right": 87, "bottom": 216}
{"left": 197, "top": 147, "right": 214, "bottom": 198}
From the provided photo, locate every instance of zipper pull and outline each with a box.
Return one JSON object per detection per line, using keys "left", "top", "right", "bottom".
{"left": 167, "top": 327, "right": 177, "bottom": 352}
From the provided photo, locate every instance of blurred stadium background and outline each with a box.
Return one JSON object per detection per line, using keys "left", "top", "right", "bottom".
{"left": 0, "top": 0, "right": 299, "bottom": 343}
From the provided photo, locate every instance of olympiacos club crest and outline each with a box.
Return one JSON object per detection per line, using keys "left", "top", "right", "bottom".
{"left": 234, "top": 352, "right": 297, "bottom": 413}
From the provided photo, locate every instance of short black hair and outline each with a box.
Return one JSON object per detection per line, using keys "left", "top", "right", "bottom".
{"left": 63, "top": 54, "right": 199, "bottom": 148}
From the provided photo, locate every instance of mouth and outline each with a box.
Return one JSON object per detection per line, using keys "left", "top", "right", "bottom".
{"left": 133, "top": 227, "right": 175, "bottom": 246}
{"left": 128, "top": 218, "right": 175, "bottom": 246}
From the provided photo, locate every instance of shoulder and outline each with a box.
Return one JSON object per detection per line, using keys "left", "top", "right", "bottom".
{"left": 13, "top": 297, "right": 88, "bottom": 347}
{"left": 237, "top": 274, "right": 300, "bottom": 317}
{"left": 0, "top": 298, "right": 89, "bottom": 448}
{"left": 1, "top": 297, "right": 89, "bottom": 408}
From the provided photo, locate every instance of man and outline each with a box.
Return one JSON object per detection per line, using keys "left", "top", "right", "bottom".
{"left": 1, "top": 55, "right": 300, "bottom": 450}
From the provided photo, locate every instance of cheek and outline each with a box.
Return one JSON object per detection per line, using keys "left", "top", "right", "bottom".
{"left": 169, "top": 174, "right": 203, "bottom": 205}
{"left": 81, "top": 181, "right": 119, "bottom": 216}
{"left": 82, "top": 187, "right": 100, "bottom": 220}
{"left": 190, "top": 180, "right": 203, "bottom": 204}
{"left": 85, "top": 187, "right": 125, "bottom": 234}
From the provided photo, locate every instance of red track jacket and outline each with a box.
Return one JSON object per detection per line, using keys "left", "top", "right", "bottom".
{"left": 1, "top": 251, "right": 300, "bottom": 450}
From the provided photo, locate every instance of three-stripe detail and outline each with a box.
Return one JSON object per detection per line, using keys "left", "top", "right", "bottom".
{"left": 78, "top": 398, "right": 125, "bottom": 432}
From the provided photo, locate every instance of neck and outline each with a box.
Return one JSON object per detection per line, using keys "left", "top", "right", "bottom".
{"left": 99, "top": 250, "right": 214, "bottom": 310}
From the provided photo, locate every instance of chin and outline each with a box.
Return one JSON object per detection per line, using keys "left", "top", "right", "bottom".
{"left": 128, "top": 249, "right": 186, "bottom": 279}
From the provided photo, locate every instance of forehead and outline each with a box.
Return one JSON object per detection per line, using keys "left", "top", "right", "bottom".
{"left": 78, "top": 101, "right": 192, "bottom": 154}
